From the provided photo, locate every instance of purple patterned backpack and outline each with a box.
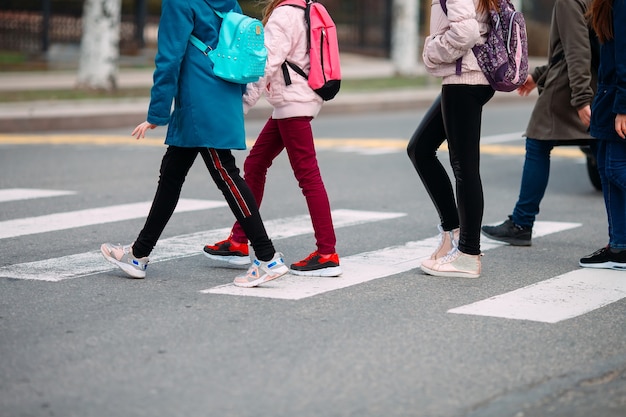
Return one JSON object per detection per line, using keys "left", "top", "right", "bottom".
{"left": 440, "top": 0, "right": 529, "bottom": 92}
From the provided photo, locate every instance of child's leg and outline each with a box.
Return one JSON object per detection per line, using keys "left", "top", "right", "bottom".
{"left": 511, "top": 138, "right": 555, "bottom": 228}
{"left": 441, "top": 84, "right": 494, "bottom": 255}
{"left": 406, "top": 94, "right": 459, "bottom": 232}
{"left": 279, "top": 116, "right": 336, "bottom": 254}
{"left": 229, "top": 118, "right": 285, "bottom": 244}
{"left": 200, "top": 148, "right": 276, "bottom": 261}
{"left": 133, "top": 146, "right": 198, "bottom": 258}
{"left": 602, "top": 141, "right": 626, "bottom": 249}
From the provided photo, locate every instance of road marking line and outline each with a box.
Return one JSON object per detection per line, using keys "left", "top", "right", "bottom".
{"left": 0, "top": 209, "right": 405, "bottom": 281}
{"left": 480, "top": 132, "right": 524, "bottom": 144}
{"left": 0, "top": 134, "right": 166, "bottom": 147}
{"left": 202, "top": 221, "right": 581, "bottom": 300}
{"left": 0, "top": 199, "right": 226, "bottom": 240}
{"left": 0, "top": 188, "right": 76, "bottom": 203}
{"left": 448, "top": 268, "right": 626, "bottom": 323}
{"left": 0, "top": 134, "right": 586, "bottom": 158}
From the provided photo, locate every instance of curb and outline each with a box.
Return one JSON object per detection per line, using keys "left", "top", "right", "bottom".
{"left": 0, "top": 89, "right": 534, "bottom": 133}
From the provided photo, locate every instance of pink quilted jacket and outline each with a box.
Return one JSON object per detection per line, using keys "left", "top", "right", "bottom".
{"left": 243, "top": 5, "right": 323, "bottom": 119}
{"left": 422, "top": 0, "right": 490, "bottom": 85}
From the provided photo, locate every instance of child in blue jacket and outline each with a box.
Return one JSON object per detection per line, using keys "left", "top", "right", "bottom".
{"left": 101, "top": 0, "right": 288, "bottom": 288}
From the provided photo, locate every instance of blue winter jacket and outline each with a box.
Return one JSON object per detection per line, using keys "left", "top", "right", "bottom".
{"left": 147, "top": 0, "right": 247, "bottom": 149}
{"left": 589, "top": 0, "right": 626, "bottom": 142}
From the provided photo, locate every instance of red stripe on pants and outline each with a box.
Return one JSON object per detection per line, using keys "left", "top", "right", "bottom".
{"left": 208, "top": 148, "right": 252, "bottom": 218}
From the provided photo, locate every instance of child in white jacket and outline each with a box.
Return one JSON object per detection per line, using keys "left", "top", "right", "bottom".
{"left": 408, "top": 0, "right": 496, "bottom": 278}
{"left": 204, "top": 0, "right": 342, "bottom": 277}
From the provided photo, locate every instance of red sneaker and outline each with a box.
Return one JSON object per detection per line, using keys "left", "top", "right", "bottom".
{"left": 203, "top": 238, "right": 250, "bottom": 266}
{"left": 290, "top": 251, "right": 342, "bottom": 277}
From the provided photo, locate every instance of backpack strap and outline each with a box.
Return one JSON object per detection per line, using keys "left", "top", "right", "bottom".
{"left": 213, "top": 9, "right": 227, "bottom": 19}
{"left": 439, "top": 0, "right": 448, "bottom": 13}
{"left": 281, "top": 61, "right": 308, "bottom": 86}
{"left": 189, "top": 5, "right": 229, "bottom": 54}
{"left": 279, "top": 1, "right": 310, "bottom": 85}
{"left": 189, "top": 34, "right": 212, "bottom": 55}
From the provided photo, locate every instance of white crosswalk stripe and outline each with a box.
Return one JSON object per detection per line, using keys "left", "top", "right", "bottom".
{"left": 0, "top": 199, "right": 227, "bottom": 240}
{"left": 0, "top": 188, "right": 76, "bottom": 203}
{"left": 0, "top": 209, "right": 405, "bottom": 281}
{"left": 448, "top": 268, "right": 626, "bottom": 323}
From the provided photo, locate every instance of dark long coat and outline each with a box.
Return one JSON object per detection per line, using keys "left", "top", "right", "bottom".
{"left": 525, "top": 0, "right": 597, "bottom": 142}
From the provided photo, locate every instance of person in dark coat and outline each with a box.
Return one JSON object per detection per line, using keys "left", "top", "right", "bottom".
{"left": 579, "top": 0, "right": 626, "bottom": 269}
{"left": 481, "top": 0, "right": 598, "bottom": 246}
{"left": 100, "top": 0, "right": 289, "bottom": 287}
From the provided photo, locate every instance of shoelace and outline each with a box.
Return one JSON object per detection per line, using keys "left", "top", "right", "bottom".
{"left": 589, "top": 246, "right": 610, "bottom": 257}
{"left": 439, "top": 246, "right": 460, "bottom": 263}
{"left": 301, "top": 251, "right": 320, "bottom": 262}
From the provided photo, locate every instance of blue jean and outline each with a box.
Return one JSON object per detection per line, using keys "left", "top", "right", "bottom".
{"left": 596, "top": 140, "right": 626, "bottom": 249}
{"left": 511, "top": 138, "right": 556, "bottom": 228}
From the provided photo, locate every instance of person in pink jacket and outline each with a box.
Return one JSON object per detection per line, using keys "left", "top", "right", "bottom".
{"left": 203, "top": 0, "right": 342, "bottom": 277}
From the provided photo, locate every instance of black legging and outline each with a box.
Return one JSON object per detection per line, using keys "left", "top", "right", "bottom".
{"left": 407, "top": 85, "right": 494, "bottom": 255}
{"left": 133, "top": 146, "right": 276, "bottom": 261}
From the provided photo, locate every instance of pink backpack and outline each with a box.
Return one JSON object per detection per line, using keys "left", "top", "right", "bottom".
{"left": 280, "top": 0, "right": 341, "bottom": 101}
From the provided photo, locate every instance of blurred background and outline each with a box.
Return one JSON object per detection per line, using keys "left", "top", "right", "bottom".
{"left": 1, "top": 0, "right": 554, "bottom": 72}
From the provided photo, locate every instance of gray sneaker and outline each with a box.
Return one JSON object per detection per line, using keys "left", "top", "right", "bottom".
{"left": 481, "top": 216, "right": 532, "bottom": 246}
{"left": 233, "top": 252, "right": 289, "bottom": 288}
{"left": 101, "top": 243, "right": 149, "bottom": 279}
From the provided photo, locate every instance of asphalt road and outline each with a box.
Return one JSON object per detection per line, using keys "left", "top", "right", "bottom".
{"left": 1, "top": 101, "right": 624, "bottom": 417}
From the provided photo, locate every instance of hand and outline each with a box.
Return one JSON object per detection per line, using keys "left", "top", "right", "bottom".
{"left": 577, "top": 105, "right": 591, "bottom": 127}
{"left": 517, "top": 75, "right": 536, "bottom": 96}
{"left": 131, "top": 121, "right": 157, "bottom": 139}
{"left": 616, "top": 114, "right": 626, "bottom": 139}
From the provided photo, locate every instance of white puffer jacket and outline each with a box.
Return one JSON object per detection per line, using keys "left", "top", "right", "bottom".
{"left": 243, "top": 5, "right": 323, "bottom": 119}
{"left": 422, "top": 0, "right": 490, "bottom": 85}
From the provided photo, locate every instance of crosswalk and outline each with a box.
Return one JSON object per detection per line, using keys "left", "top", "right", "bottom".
{"left": 1, "top": 187, "right": 624, "bottom": 323}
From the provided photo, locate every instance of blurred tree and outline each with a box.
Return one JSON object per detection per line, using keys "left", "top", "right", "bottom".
{"left": 392, "top": 0, "right": 418, "bottom": 75}
{"left": 76, "top": 0, "right": 121, "bottom": 91}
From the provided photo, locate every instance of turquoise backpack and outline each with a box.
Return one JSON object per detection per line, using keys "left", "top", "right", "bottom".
{"left": 190, "top": 8, "right": 267, "bottom": 84}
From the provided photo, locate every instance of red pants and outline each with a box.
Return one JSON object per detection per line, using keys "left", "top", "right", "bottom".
{"left": 230, "top": 116, "right": 337, "bottom": 254}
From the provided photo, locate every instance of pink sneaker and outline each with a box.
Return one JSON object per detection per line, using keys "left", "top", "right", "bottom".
{"left": 420, "top": 248, "right": 481, "bottom": 278}
{"left": 233, "top": 252, "right": 289, "bottom": 288}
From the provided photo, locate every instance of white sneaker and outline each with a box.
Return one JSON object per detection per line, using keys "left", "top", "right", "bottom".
{"left": 101, "top": 243, "right": 149, "bottom": 279}
{"left": 420, "top": 247, "right": 481, "bottom": 278}
{"left": 233, "top": 252, "right": 289, "bottom": 288}
{"left": 430, "top": 225, "right": 460, "bottom": 260}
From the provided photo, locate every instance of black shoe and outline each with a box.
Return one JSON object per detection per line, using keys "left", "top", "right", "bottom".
{"left": 481, "top": 216, "right": 532, "bottom": 246}
{"left": 579, "top": 246, "right": 626, "bottom": 270}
